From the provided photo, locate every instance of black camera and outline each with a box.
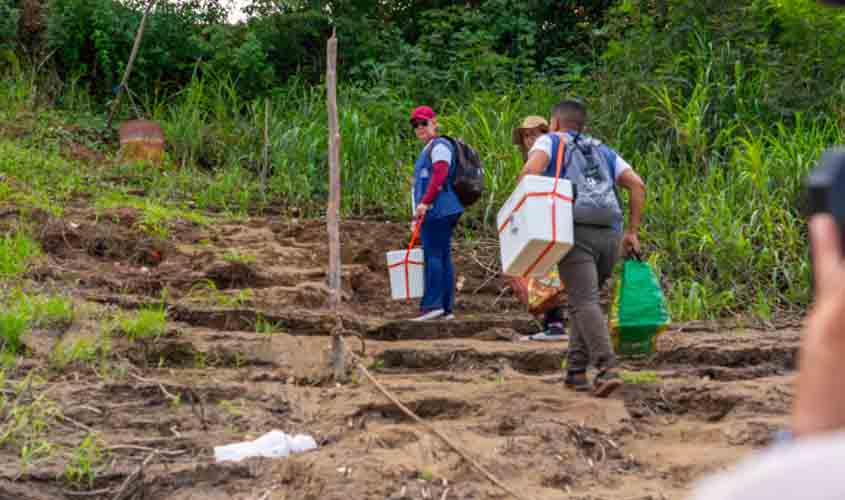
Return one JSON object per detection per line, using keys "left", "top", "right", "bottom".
{"left": 806, "top": 148, "right": 845, "bottom": 255}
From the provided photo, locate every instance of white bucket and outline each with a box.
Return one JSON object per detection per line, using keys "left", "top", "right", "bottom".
{"left": 497, "top": 175, "right": 574, "bottom": 278}
{"left": 387, "top": 248, "right": 424, "bottom": 300}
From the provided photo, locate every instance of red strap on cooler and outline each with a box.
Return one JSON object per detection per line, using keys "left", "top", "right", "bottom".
{"left": 498, "top": 134, "right": 572, "bottom": 278}
{"left": 389, "top": 216, "right": 425, "bottom": 299}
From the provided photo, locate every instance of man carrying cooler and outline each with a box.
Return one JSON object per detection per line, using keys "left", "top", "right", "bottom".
{"left": 519, "top": 100, "right": 646, "bottom": 397}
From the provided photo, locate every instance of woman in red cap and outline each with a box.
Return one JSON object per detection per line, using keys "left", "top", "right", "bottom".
{"left": 410, "top": 106, "right": 464, "bottom": 321}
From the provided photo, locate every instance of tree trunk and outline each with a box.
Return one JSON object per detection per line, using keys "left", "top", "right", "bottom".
{"left": 107, "top": 0, "right": 156, "bottom": 128}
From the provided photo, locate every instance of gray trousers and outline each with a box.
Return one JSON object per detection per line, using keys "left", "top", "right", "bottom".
{"left": 557, "top": 225, "right": 621, "bottom": 373}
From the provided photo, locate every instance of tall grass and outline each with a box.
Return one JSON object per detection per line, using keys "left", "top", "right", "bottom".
{"left": 632, "top": 118, "right": 830, "bottom": 320}
{"left": 137, "top": 67, "right": 825, "bottom": 320}
{"left": 113, "top": 307, "right": 166, "bottom": 341}
{"left": 0, "top": 311, "right": 27, "bottom": 355}
{"left": 0, "top": 233, "right": 41, "bottom": 278}
{"left": 145, "top": 75, "right": 558, "bottom": 221}
{"left": 0, "top": 16, "right": 833, "bottom": 322}
{"left": 0, "top": 291, "right": 74, "bottom": 358}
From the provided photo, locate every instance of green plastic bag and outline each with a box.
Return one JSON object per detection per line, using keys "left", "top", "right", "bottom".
{"left": 609, "top": 258, "right": 671, "bottom": 356}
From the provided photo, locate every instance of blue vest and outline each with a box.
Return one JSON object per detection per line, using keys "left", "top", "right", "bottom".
{"left": 543, "top": 132, "right": 623, "bottom": 232}
{"left": 413, "top": 138, "right": 464, "bottom": 219}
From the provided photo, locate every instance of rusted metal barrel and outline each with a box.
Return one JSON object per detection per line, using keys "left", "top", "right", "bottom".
{"left": 119, "top": 119, "right": 165, "bottom": 163}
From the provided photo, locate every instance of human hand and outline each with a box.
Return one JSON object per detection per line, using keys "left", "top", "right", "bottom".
{"left": 415, "top": 203, "right": 430, "bottom": 219}
{"left": 793, "top": 214, "right": 845, "bottom": 438}
{"left": 622, "top": 230, "right": 641, "bottom": 257}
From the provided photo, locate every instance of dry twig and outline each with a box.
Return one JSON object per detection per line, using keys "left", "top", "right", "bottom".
{"left": 2, "top": 376, "right": 33, "bottom": 424}
{"left": 355, "top": 358, "right": 528, "bottom": 500}
{"left": 128, "top": 372, "right": 207, "bottom": 429}
{"left": 554, "top": 419, "right": 620, "bottom": 465}
{"left": 63, "top": 487, "right": 114, "bottom": 497}
{"left": 111, "top": 451, "right": 156, "bottom": 500}
{"left": 106, "top": 444, "right": 188, "bottom": 457}
{"left": 57, "top": 414, "right": 95, "bottom": 433}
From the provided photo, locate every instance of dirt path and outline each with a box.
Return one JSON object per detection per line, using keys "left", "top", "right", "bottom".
{"left": 1, "top": 210, "right": 798, "bottom": 499}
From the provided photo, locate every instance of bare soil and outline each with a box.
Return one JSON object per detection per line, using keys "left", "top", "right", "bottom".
{"left": 3, "top": 207, "right": 798, "bottom": 500}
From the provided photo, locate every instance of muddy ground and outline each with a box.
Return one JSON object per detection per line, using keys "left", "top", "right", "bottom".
{"left": 0, "top": 206, "right": 799, "bottom": 500}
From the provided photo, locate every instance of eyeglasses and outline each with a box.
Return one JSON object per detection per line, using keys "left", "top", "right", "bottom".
{"left": 410, "top": 119, "right": 429, "bottom": 129}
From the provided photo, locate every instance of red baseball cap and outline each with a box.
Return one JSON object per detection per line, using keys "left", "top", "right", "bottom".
{"left": 411, "top": 106, "right": 436, "bottom": 121}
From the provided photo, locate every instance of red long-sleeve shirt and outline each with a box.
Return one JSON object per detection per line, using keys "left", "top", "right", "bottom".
{"left": 420, "top": 160, "right": 449, "bottom": 205}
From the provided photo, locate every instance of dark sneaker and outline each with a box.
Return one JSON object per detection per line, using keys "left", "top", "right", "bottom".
{"left": 564, "top": 371, "right": 591, "bottom": 392}
{"left": 526, "top": 324, "right": 568, "bottom": 342}
{"left": 593, "top": 369, "right": 623, "bottom": 398}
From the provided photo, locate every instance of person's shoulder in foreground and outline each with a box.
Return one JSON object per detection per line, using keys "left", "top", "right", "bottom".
{"left": 690, "top": 431, "right": 845, "bottom": 500}
{"left": 691, "top": 213, "right": 845, "bottom": 499}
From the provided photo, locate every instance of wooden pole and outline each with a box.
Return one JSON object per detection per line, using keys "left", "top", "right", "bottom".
{"left": 326, "top": 28, "right": 345, "bottom": 380}
{"left": 107, "top": 0, "right": 157, "bottom": 129}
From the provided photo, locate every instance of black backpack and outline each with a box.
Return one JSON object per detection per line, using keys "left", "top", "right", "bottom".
{"left": 437, "top": 136, "right": 485, "bottom": 207}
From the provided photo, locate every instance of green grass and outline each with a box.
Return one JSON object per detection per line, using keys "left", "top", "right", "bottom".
{"left": 7, "top": 290, "right": 75, "bottom": 326}
{"left": 255, "top": 315, "right": 280, "bottom": 336}
{"left": 218, "top": 399, "right": 245, "bottom": 418}
{"left": 187, "top": 280, "right": 253, "bottom": 308}
{"left": 620, "top": 370, "right": 661, "bottom": 385}
{"left": 29, "top": 295, "right": 74, "bottom": 329}
{"left": 50, "top": 336, "right": 106, "bottom": 369}
{"left": 224, "top": 289, "right": 253, "bottom": 307}
{"left": 186, "top": 279, "right": 219, "bottom": 299}
{"left": 0, "top": 374, "right": 60, "bottom": 467}
{"left": 114, "top": 307, "right": 167, "bottom": 341}
{"left": 630, "top": 116, "right": 825, "bottom": 320}
{"left": 0, "top": 232, "right": 41, "bottom": 278}
{"left": 95, "top": 192, "right": 210, "bottom": 239}
{"left": 418, "top": 470, "right": 435, "bottom": 482}
{"left": 193, "top": 351, "right": 207, "bottom": 369}
{"left": 0, "top": 311, "right": 27, "bottom": 355}
{"left": 0, "top": 292, "right": 78, "bottom": 360}
{"left": 0, "top": 182, "right": 63, "bottom": 217}
{"left": 64, "top": 434, "right": 106, "bottom": 488}
{"left": 222, "top": 250, "right": 257, "bottom": 265}
{"left": 0, "top": 139, "right": 88, "bottom": 213}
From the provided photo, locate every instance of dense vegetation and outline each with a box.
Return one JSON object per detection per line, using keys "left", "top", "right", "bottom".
{"left": 2, "top": 0, "right": 845, "bottom": 320}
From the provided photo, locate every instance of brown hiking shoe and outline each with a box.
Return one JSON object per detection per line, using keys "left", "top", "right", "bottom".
{"left": 593, "top": 369, "right": 623, "bottom": 398}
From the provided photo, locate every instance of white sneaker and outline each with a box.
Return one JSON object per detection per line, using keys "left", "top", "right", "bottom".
{"left": 526, "top": 329, "right": 568, "bottom": 342}
{"left": 412, "top": 309, "right": 445, "bottom": 322}
{"left": 443, "top": 314, "right": 455, "bottom": 320}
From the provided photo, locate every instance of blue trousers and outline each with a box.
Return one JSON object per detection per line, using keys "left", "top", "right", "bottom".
{"left": 420, "top": 214, "right": 460, "bottom": 314}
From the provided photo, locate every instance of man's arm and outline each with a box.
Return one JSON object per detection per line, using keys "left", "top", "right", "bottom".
{"left": 616, "top": 168, "right": 646, "bottom": 254}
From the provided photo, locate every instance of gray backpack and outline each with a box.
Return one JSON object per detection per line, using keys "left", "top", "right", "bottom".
{"left": 563, "top": 133, "right": 623, "bottom": 227}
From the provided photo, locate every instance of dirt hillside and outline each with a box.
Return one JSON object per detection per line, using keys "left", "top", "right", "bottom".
{"left": 0, "top": 207, "right": 798, "bottom": 500}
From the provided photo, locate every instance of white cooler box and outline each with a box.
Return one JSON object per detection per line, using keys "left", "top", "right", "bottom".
{"left": 497, "top": 175, "right": 574, "bottom": 278}
{"left": 387, "top": 248, "right": 424, "bottom": 300}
